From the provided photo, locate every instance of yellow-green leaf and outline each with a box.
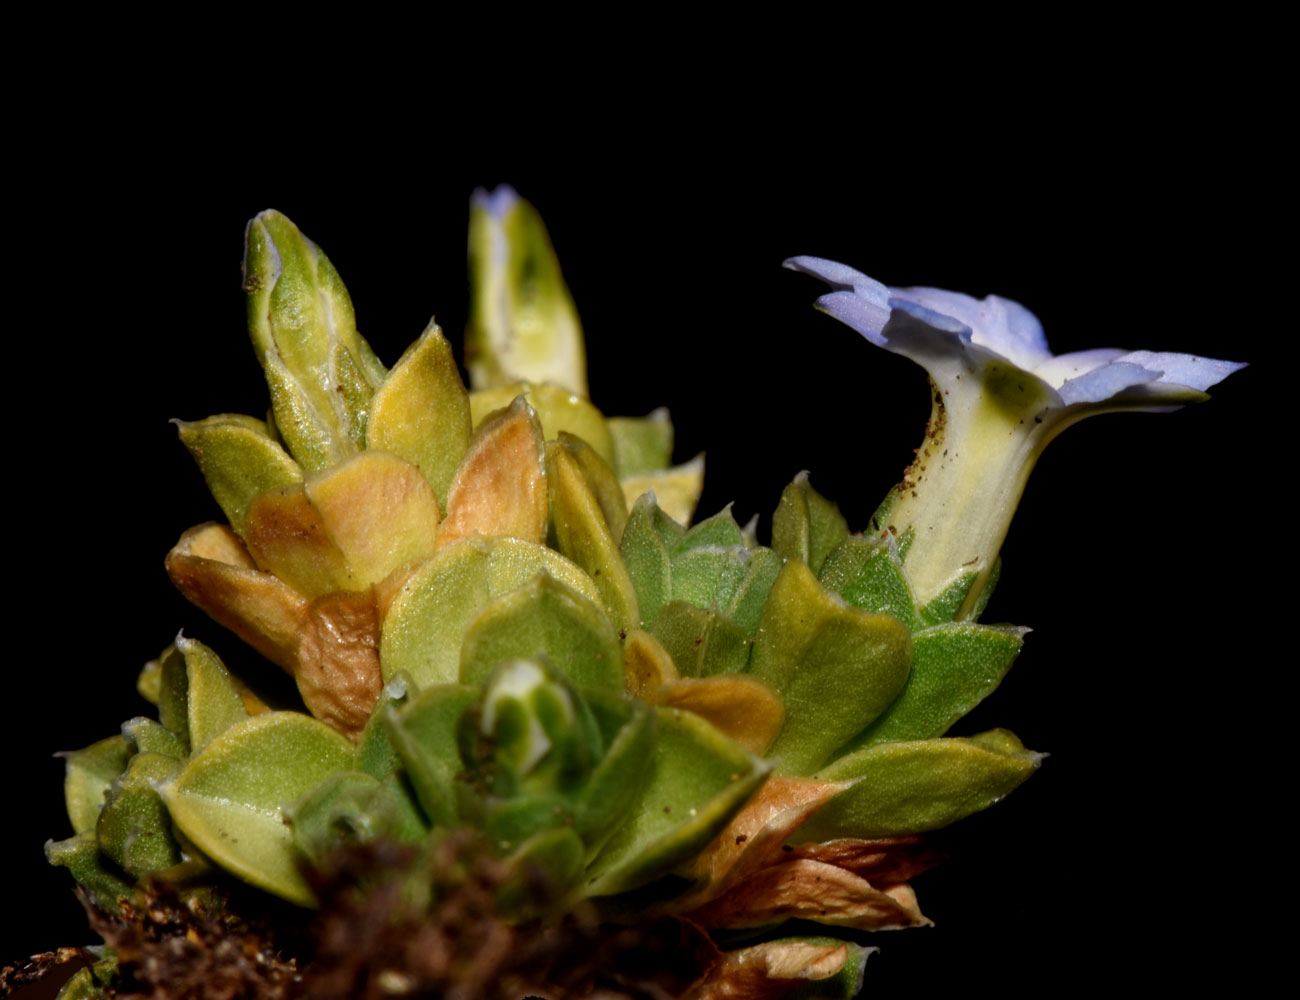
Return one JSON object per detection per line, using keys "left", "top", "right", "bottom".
{"left": 749, "top": 561, "right": 912, "bottom": 775}
{"left": 547, "top": 444, "right": 640, "bottom": 632}
{"left": 800, "top": 729, "right": 1043, "bottom": 839}
{"left": 470, "top": 381, "right": 615, "bottom": 469}
{"left": 159, "top": 712, "right": 354, "bottom": 906}
{"left": 380, "top": 537, "right": 601, "bottom": 687}
{"left": 584, "top": 708, "right": 769, "bottom": 897}
{"left": 460, "top": 575, "right": 622, "bottom": 693}
{"left": 175, "top": 414, "right": 304, "bottom": 537}
{"left": 466, "top": 187, "right": 587, "bottom": 397}
{"left": 366, "top": 320, "right": 472, "bottom": 509}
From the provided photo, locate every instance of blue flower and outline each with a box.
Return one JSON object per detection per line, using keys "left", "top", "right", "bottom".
{"left": 785, "top": 256, "right": 1244, "bottom": 410}
{"left": 785, "top": 256, "right": 1245, "bottom": 614}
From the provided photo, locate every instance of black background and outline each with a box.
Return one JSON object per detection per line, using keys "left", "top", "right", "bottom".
{"left": 9, "top": 69, "right": 1281, "bottom": 994}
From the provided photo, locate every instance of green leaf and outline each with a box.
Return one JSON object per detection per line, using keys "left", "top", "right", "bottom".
{"left": 918, "top": 570, "right": 978, "bottom": 626}
{"left": 174, "top": 414, "right": 303, "bottom": 537}
{"left": 674, "top": 504, "right": 745, "bottom": 554}
{"left": 366, "top": 320, "right": 473, "bottom": 510}
{"left": 159, "top": 638, "right": 250, "bottom": 753}
{"left": 583, "top": 708, "right": 769, "bottom": 896}
{"left": 498, "top": 826, "right": 587, "bottom": 915}
{"left": 547, "top": 443, "right": 640, "bottom": 631}
{"left": 159, "top": 712, "right": 354, "bottom": 906}
{"left": 749, "top": 561, "right": 913, "bottom": 775}
{"left": 466, "top": 188, "right": 587, "bottom": 397}
{"left": 355, "top": 675, "right": 415, "bottom": 781}
{"left": 122, "top": 717, "right": 187, "bottom": 760}
{"left": 470, "top": 381, "right": 616, "bottom": 469}
{"left": 97, "top": 752, "right": 183, "bottom": 879}
{"left": 799, "top": 730, "right": 1042, "bottom": 840}
{"left": 845, "top": 623, "right": 1026, "bottom": 750}
{"left": 608, "top": 409, "right": 674, "bottom": 476}
{"left": 45, "top": 833, "right": 133, "bottom": 915}
{"left": 243, "top": 211, "right": 385, "bottom": 471}
{"left": 551, "top": 432, "right": 629, "bottom": 541}
{"left": 670, "top": 546, "right": 752, "bottom": 612}
{"left": 723, "top": 546, "right": 782, "bottom": 635}
{"left": 290, "top": 771, "right": 427, "bottom": 869}
{"left": 818, "top": 535, "right": 921, "bottom": 632}
{"left": 647, "top": 601, "right": 752, "bottom": 678}
{"left": 380, "top": 537, "right": 601, "bottom": 687}
{"left": 574, "top": 694, "right": 657, "bottom": 858}
{"left": 460, "top": 575, "right": 622, "bottom": 693}
{"left": 771, "top": 472, "right": 850, "bottom": 575}
{"left": 59, "top": 734, "right": 131, "bottom": 835}
{"left": 619, "top": 492, "right": 673, "bottom": 625}
{"left": 384, "top": 684, "right": 478, "bottom": 828}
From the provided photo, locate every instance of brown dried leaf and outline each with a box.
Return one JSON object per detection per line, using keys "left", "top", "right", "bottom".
{"left": 437, "top": 396, "right": 548, "bottom": 549}
{"left": 244, "top": 484, "right": 355, "bottom": 597}
{"left": 687, "top": 939, "right": 851, "bottom": 1000}
{"left": 652, "top": 676, "right": 785, "bottom": 755}
{"left": 783, "top": 835, "right": 945, "bottom": 886}
{"left": 296, "top": 592, "right": 384, "bottom": 738}
{"left": 679, "top": 776, "right": 847, "bottom": 900}
{"left": 686, "top": 858, "right": 929, "bottom": 931}
{"left": 623, "top": 627, "right": 679, "bottom": 700}
{"left": 166, "top": 524, "right": 309, "bottom": 672}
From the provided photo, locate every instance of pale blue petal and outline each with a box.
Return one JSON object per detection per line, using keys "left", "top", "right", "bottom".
{"left": 470, "top": 184, "right": 519, "bottom": 218}
{"left": 1033, "top": 348, "right": 1127, "bottom": 389}
{"left": 894, "top": 287, "right": 1050, "bottom": 371}
{"left": 1057, "top": 361, "right": 1162, "bottom": 405}
{"left": 814, "top": 290, "right": 892, "bottom": 347}
{"left": 1115, "top": 351, "right": 1248, "bottom": 392}
{"left": 785, "top": 256, "right": 890, "bottom": 302}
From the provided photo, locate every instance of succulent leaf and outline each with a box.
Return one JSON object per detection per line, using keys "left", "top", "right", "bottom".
{"left": 800, "top": 729, "right": 1042, "bottom": 840}
{"left": 550, "top": 431, "right": 629, "bottom": 540}
{"left": 122, "top": 716, "right": 187, "bottom": 760}
{"left": 619, "top": 454, "right": 706, "bottom": 526}
{"left": 303, "top": 450, "right": 441, "bottom": 589}
{"left": 174, "top": 414, "right": 303, "bottom": 537}
{"left": 243, "top": 210, "right": 384, "bottom": 471}
{"left": 749, "top": 562, "right": 913, "bottom": 775}
{"left": 818, "top": 535, "right": 921, "bottom": 632}
{"left": 438, "top": 394, "right": 549, "bottom": 549}
{"left": 366, "top": 319, "right": 473, "bottom": 510}
{"left": 165, "top": 524, "right": 309, "bottom": 673}
{"left": 45, "top": 833, "right": 133, "bottom": 915}
{"left": 379, "top": 537, "right": 600, "bottom": 687}
{"left": 459, "top": 574, "right": 622, "bottom": 693}
{"left": 619, "top": 492, "right": 674, "bottom": 625}
{"left": 470, "top": 381, "right": 616, "bottom": 469}
{"left": 547, "top": 441, "right": 641, "bottom": 631}
{"left": 621, "top": 628, "right": 680, "bottom": 699}
{"left": 573, "top": 692, "right": 658, "bottom": 858}
{"left": 608, "top": 409, "right": 674, "bottom": 476}
{"left": 290, "top": 770, "right": 428, "bottom": 869}
{"left": 466, "top": 186, "right": 587, "bottom": 397}
{"left": 771, "top": 472, "right": 850, "bottom": 576}
{"left": 650, "top": 676, "right": 785, "bottom": 755}
{"left": 383, "top": 683, "right": 478, "bottom": 828}
{"left": 96, "top": 751, "right": 183, "bottom": 879}
{"left": 159, "top": 712, "right": 354, "bottom": 906}
{"left": 843, "top": 623, "right": 1026, "bottom": 750}
{"left": 354, "top": 674, "right": 415, "bottom": 781}
{"left": 60, "top": 734, "right": 132, "bottom": 836}
{"left": 583, "top": 708, "right": 770, "bottom": 897}
{"left": 647, "top": 601, "right": 752, "bottom": 678}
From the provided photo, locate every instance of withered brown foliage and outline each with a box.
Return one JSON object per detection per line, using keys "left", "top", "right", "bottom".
{"left": 81, "top": 884, "right": 306, "bottom": 1000}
